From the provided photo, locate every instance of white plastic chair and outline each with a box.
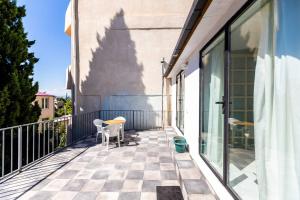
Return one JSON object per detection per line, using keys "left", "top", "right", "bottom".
{"left": 103, "top": 124, "right": 121, "bottom": 150}
{"left": 93, "top": 119, "right": 103, "bottom": 143}
{"left": 114, "top": 116, "right": 126, "bottom": 141}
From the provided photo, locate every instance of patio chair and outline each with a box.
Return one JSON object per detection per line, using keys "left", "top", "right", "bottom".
{"left": 103, "top": 124, "right": 121, "bottom": 150}
{"left": 93, "top": 119, "right": 103, "bottom": 143}
{"left": 114, "top": 116, "right": 126, "bottom": 141}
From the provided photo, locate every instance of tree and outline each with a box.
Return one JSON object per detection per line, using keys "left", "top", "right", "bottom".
{"left": 55, "top": 97, "right": 72, "bottom": 117}
{"left": 0, "top": 0, "right": 41, "bottom": 128}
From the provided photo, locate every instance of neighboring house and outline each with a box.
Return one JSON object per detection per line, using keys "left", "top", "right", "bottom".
{"left": 35, "top": 92, "right": 55, "bottom": 121}
{"left": 164, "top": 0, "right": 300, "bottom": 200}
{"left": 64, "top": 0, "right": 193, "bottom": 116}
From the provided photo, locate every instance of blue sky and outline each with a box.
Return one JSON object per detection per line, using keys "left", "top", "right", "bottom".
{"left": 18, "top": 0, "right": 71, "bottom": 97}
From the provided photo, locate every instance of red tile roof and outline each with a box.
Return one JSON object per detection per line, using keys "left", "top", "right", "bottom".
{"left": 36, "top": 92, "right": 55, "bottom": 97}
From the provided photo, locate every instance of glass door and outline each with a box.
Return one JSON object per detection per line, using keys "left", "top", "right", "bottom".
{"left": 228, "top": 0, "right": 271, "bottom": 199}
{"left": 200, "top": 33, "right": 225, "bottom": 176}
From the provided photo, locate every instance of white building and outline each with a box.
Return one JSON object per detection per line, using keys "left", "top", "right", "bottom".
{"left": 165, "top": 0, "right": 300, "bottom": 199}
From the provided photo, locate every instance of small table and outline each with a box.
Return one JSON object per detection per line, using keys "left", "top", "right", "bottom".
{"left": 233, "top": 121, "right": 254, "bottom": 126}
{"left": 103, "top": 119, "right": 126, "bottom": 144}
{"left": 104, "top": 119, "right": 126, "bottom": 125}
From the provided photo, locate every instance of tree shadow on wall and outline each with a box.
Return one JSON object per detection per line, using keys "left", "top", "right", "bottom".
{"left": 80, "top": 9, "right": 160, "bottom": 129}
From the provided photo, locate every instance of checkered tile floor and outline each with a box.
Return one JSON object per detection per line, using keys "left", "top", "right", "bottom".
{"left": 10, "top": 130, "right": 181, "bottom": 200}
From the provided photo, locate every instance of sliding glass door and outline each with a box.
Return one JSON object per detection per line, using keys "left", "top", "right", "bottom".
{"left": 228, "top": 0, "right": 272, "bottom": 199}
{"left": 200, "top": 33, "right": 225, "bottom": 176}
{"left": 199, "top": 0, "right": 275, "bottom": 199}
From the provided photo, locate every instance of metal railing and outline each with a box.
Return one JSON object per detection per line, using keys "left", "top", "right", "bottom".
{"left": 0, "top": 116, "right": 71, "bottom": 180}
{"left": 0, "top": 110, "right": 171, "bottom": 179}
{"left": 99, "top": 110, "right": 171, "bottom": 130}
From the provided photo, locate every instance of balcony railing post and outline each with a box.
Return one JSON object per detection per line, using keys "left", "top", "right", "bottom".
{"left": 2, "top": 130, "right": 5, "bottom": 177}
{"left": 52, "top": 121, "right": 55, "bottom": 152}
{"left": 33, "top": 125, "right": 35, "bottom": 161}
{"left": 11, "top": 129, "right": 13, "bottom": 173}
{"left": 65, "top": 118, "right": 68, "bottom": 147}
{"left": 18, "top": 126, "right": 22, "bottom": 171}
{"left": 26, "top": 125, "right": 29, "bottom": 165}
{"left": 43, "top": 123, "right": 45, "bottom": 156}
{"left": 132, "top": 110, "right": 135, "bottom": 130}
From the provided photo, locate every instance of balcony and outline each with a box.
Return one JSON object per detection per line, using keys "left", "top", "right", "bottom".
{"left": 0, "top": 111, "right": 215, "bottom": 200}
{"left": 64, "top": 1, "right": 71, "bottom": 36}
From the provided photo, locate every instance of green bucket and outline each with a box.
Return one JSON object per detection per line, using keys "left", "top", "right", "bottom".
{"left": 173, "top": 136, "right": 187, "bottom": 153}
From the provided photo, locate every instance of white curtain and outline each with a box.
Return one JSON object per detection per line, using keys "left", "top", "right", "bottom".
{"left": 207, "top": 40, "right": 224, "bottom": 172}
{"left": 254, "top": 0, "right": 300, "bottom": 199}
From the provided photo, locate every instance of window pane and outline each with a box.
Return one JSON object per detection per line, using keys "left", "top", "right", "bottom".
{"left": 42, "top": 98, "right": 44, "bottom": 109}
{"left": 176, "top": 75, "right": 180, "bottom": 128}
{"left": 200, "top": 33, "right": 225, "bottom": 176}
{"left": 176, "top": 71, "right": 185, "bottom": 133}
{"left": 46, "top": 98, "right": 49, "bottom": 109}
{"left": 179, "top": 71, "right": 184, "bottom": 132}
{"left": 228, "top": 0, "right": 271, "bottom": 199}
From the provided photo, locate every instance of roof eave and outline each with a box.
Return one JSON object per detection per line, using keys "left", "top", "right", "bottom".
{"left": 163, "top": 0, "right": 212, "bottom": 77}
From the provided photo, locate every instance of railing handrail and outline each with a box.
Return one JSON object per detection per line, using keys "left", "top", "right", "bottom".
{"left": 0, "top": 115, "right": 73, "bottom": 132}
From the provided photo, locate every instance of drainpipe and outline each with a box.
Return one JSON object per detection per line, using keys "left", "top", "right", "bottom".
{"left": 161, "top": 58, "right": 165, "bottom": 130}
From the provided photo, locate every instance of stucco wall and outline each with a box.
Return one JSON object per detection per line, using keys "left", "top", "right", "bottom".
{"left": 73, "top": 0, "right": 193, "bottom": 113}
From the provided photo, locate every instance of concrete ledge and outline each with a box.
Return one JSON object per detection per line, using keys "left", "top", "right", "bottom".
{"left": 164, "top": 127, "right": 218, "bottom": 200}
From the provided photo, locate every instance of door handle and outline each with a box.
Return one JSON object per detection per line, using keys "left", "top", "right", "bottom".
{"left": 215, "top": 96, "right": 226, "bottom": 114}
{"left": 215, "top": 101, "right": 232, "bottom": 105}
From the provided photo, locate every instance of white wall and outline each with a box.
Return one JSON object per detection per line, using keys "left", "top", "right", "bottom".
{"left": 169, "top": 0, "right": 248, "bottom": 199}
{"left": 171, "top": 50, "right": 234, "bottom": 200}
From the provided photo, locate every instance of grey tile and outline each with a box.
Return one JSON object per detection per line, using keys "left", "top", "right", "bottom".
{"left": 161, "top": 171, "right": 177, "bottom": 180}
{"left": 147, "top": 152, "right": 159, "bottom": 157}
{"left": 147, "top": 144, "right": 158, "bottom": 148}
{"left": 136, "top": 147, "right": 148, "bottom": 152}
{"left": 183, "top": 179, "right": 211, "bottom": 194}
{"left": 177, "top": 160, "right": 195, "bottom": 169}
{"left": 92, "top": 170, "right": 110, "bottom": 179}
{"left": 85, "top": 160, "right": 103, "bottom": 169}
{"left": 142, "top": 180, "right": 161, "bottom": 192}
{"left": 177, "top": 160, "right": 195, "bottom": 168}
{"left": 159, "top": 141, "right": 167, "bottom": 144}
{"left": 30, "top": 191, "right": 55, "bottom": 200}
{"left": 101, "top": 180, "right": 124, "bottom": 192}
{"left": 118, "top": 192, "right": 141, "bottom": 200}
{"left": 56, "top": 170, "right": 79, "bottom": 179}
{"left": 126, "top": 170, "right": 144, "bottom": 179}
{"left": 145, "top": 163, "right": 160, "bottom": 170}
{"left": 133, "top": 155, "right": 146, "bottom": 162}
{"left": 159, "top": 147, "right": 169, "bottom": 152}
{"left": 73, "top": 192, "right": 98, "bottom": 200}
{"left": 123, "top": 151, "right": 135, "bottom": 157}
{"left": 31, "top": 179, "right": 52, "bottom": 191}
{"left": 63, "top": 179, "right": 87, "bottom": 191}
{"left": 98, "top": 151, "right": 110, "bottom": 156}
{"left": 78, "top": 156, "right": 94, "bottom": 162}
{"left": 115, "top": 163, "right": 130, "bottom": 170}
{"left": 159, "top": 156, "right": 173, "bottom": 163}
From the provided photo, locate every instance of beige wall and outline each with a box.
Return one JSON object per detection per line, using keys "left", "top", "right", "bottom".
{"left": 70, "top": 0, "right": 193, "bottom": 113}
{"left": 35, "top": 96, "right": 55, "bottom": 120}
